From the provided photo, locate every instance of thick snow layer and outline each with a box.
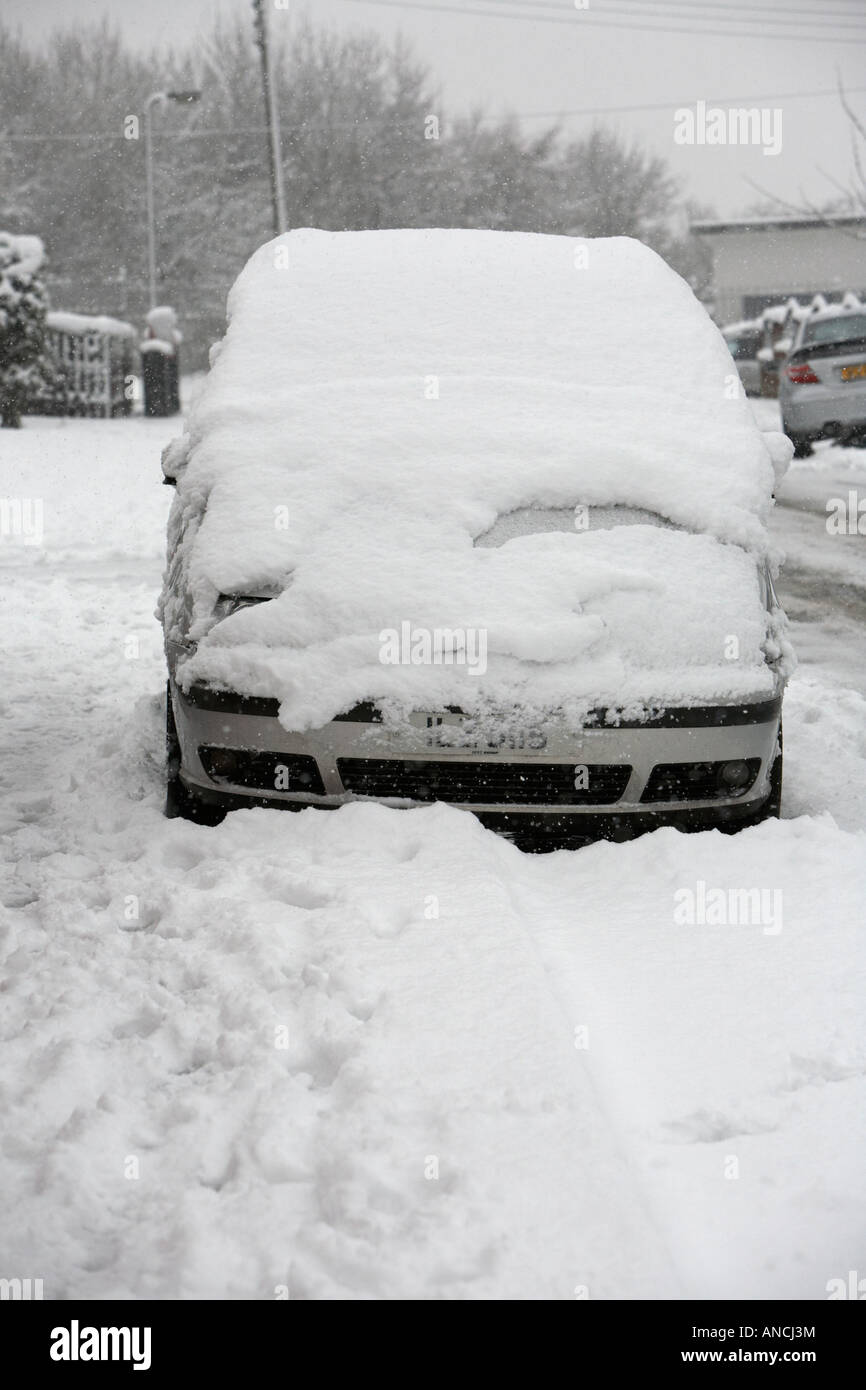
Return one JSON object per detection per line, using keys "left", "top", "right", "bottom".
{"left": 46, "top": 311, "right": 135, "bottom": 339}
{"left": 162, "top": 230, "right": 790, "bottom": 728}
{"left": 140, "top": 338, "right": 176, "bottom": 357}
{"left": 721, "top": 318, "right": 761, "bottom": 336}
{"left": 2, "top": 413, "right": 864, "bottom": 1300}
{"left": 181, "top": 525, "right": 782, "bottom": 728}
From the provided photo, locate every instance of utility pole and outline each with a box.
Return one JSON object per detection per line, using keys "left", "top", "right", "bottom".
{"left": 252, "top": 0, "right": 288, "bottom": 236}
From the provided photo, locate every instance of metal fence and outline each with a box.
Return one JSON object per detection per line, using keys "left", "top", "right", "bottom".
{"left": 28, "top": 312, "right": 136, "bottom": 419}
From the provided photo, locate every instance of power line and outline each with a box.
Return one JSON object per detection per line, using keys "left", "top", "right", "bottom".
{"left": 336, "top": 0, "right": 866, "bottom": 43}
{"left": 558, "top": 0, "right": 866, "bottom": 15}
{"left": 1, "top": 124, "right": 402, "bottom": 143}
{"left": 469, "top": 0, "right": 866, "bottom": 27}
{"left": 5, "top": 82, "right": 866, "bottom": 143}
{"left": 516, "top": 85, "right": 866, "bottom": 121}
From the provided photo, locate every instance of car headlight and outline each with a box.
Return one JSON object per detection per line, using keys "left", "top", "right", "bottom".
{"left": 212, "top": 592, "right": 275, "bottom": 622}
{"left": 717, "top": 759, "right": 755, "bottom": 791}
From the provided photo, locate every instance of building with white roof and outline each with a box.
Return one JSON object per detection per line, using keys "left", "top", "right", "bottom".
{"left": 691, "top": 213, "right": 866, "bottom": 323}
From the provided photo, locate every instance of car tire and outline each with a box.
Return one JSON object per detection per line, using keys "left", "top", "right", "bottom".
{"left": 784, "top": 428, "right": 813, "bottom": 458}
{"left": 164, "top": 681, "right": 226, "bottom": 825}
{"left": 759, "top": 725, "right": 783, "bottom": 821}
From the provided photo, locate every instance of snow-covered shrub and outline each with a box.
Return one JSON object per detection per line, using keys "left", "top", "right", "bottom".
{"left": 0, "top": 232, "right": 58, "bottom": 428}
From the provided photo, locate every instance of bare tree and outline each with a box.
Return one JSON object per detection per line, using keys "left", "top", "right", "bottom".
{"left": 744, "top": 81, "right": 866, "bottom": 240}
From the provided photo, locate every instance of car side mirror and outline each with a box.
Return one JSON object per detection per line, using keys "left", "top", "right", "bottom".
{"left": 160, "top": 437, "right": 187, "bottom": 489}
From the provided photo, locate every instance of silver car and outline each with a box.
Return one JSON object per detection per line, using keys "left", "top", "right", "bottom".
{"left": 778, "top": 300, "right": 866, "bottom": 456}
{"left": 722, "top": 320, "right": 763, "bottom": 396}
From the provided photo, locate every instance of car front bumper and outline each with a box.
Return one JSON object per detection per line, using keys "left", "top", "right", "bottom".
{"left": 170, "top": 681, "right": 783, "bottom": 842}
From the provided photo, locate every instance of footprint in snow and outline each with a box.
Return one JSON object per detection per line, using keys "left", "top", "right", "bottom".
{"left": 782, "top": 1051, "right": 865, "bottom": 1090}
{"left": 255, "top": 869, "right": 333, "bottom": 910}
{"left": 662, "top": 1108, "right": 778, "bottom": 1144}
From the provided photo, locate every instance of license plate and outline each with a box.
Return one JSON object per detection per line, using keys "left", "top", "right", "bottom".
{"left": 840, "top": 362, "right": 866, "bottom": 381}
{"left": 409, "top": 711, "right": 548, "bottom": 753}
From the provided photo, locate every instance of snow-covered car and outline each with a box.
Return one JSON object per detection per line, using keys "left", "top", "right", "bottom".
{"left": 159, "top": 229, "right": 793, "bottom": 847}
{"left": 778, "top": 295, "right": 866, "bottom": 456}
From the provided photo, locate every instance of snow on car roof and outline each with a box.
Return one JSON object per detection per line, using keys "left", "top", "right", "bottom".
{"left": 805, "top": 301, "right": 866, "bottom": 326}
{"left": 164, "top": 229, "right": 790, "bottom": 727}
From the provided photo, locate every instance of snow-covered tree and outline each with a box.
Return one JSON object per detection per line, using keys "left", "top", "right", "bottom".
{"left": 0, "top": 233, "right": 53, "bottom": 428}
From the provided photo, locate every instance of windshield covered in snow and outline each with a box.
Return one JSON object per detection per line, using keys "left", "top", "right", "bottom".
{"left": 474, "top": 505, "right": 681, "bottom": 547}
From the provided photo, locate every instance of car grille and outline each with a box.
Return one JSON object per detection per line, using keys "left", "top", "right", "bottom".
{"left": 337, "top": 758, "right": 631, "bottom": 806}
{"left": 641, "top": 758, "right": 760, "bottom": 803}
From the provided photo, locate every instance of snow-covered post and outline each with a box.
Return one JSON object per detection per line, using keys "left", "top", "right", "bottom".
{"left": 140, "top": 304, "right": 182, "bottom": 416}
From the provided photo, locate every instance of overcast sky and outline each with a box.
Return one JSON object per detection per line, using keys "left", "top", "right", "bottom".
{"left": 6, "top": 0, "right": 866, "bottom": 218}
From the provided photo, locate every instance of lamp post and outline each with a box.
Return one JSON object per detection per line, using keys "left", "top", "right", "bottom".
{"left": 252, "top": 0, "right": 288, "bottom": 236}
{"left": 144, "top": 88, "right": 202, "bottom": 309}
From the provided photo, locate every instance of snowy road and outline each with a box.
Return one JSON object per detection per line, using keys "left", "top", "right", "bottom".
{"left": 1, "top": 409, "right": 865, "bottom": 1299}
{"left": 755, "top": 397, "right": 866, "bottom": 700}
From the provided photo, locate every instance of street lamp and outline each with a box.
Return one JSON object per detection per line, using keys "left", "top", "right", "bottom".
{"left": 252, "top": 0, "right": 288, "bottom": 236}
{"left": 144, "top": 88, "right": 202, "bottom": 310}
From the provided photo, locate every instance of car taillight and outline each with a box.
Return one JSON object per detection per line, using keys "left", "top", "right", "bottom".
{"left": 786, "top": 362, "right": 819, "bottom": 384}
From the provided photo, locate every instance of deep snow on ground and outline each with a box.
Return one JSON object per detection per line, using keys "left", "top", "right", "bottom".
{"left": 1, "top": 409, "right": 865, "bottom": 1300}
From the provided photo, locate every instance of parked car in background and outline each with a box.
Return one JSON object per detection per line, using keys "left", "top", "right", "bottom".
{"left": 722, "top": 319, "right": 763, "bottom": 395}
{"left": 779, "top": 294, "right": 866, "bottom": 456}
